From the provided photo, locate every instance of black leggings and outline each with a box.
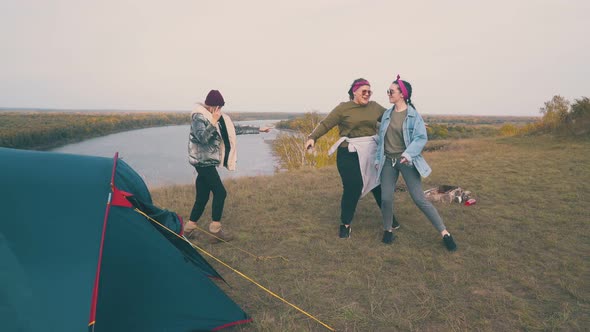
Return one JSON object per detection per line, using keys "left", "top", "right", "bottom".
{"left": 190, "top": 166, "right": 227, "bottom": 222}
{"left": 336, "top": 147, "right": 381, "bottom": 225}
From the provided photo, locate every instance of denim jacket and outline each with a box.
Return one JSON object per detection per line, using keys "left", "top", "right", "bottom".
{"left": 375, "top": 105, "right": 432, "bottom": 178}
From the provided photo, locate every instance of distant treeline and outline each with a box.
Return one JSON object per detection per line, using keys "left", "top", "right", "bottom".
{"left": 272, "top": 112, "right": 540, "bottom": 170}
{"left": 0, "top": 111, "right": 301, "bottom": 150}
{"left": 275, "top": 113, "right": 532, "bottom": 140}
{"left": 0, "top": 112, "right": 188, "bottom": 150}
{"left": 422, "top": 115, "right": 538, "bottom": 126}
{"left": 419, "top": 95, "right": 589, "bottom": 138}
{"left": 502, "top": 96, "right": 590, "bottom": 137}
{"left": 271, "top": 97, "right": 589, "bottom": 170}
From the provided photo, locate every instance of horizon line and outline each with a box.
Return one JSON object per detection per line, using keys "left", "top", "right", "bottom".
{"left": 0, "top": 107, "right": 542, "bottom": 118}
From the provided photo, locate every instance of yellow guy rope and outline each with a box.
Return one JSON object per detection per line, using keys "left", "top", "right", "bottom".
{"left": 189, "top": 223, "right": 288, "bottom": 261}
{"left": 133, "top": 208, "right": 336, "bottom": 331}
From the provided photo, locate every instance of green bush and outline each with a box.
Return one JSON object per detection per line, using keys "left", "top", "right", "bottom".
{"left": 272, "top": 112, "right": 338, "bottom": 170}
{"left": 527, "top": 95, "right": 590, "bottom": 136}
{"left": 569, "top": 97, "right": 590, "bottom": 135}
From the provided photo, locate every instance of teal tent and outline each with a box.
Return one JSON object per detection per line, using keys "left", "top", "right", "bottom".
{"left": 0, "top": 147, "right": 251, "bottom": 331}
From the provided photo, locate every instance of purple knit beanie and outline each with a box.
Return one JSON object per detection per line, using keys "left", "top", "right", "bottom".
{"left": 205, "top": 90, "right": 225, "bottom": 107}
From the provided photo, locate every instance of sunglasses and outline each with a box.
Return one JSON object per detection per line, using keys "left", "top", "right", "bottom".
{"left": 387, "top": 89, "right": 397, "bottom": 96}
{"left": 359, "top": 89, "right": 372, "bottom": 96}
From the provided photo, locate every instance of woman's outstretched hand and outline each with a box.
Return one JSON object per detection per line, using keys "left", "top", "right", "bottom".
{"left": 259, "top": 127, "right": 271, "bottom": 133}
{"left": 304, "top": 138, "right": 315, "bottom": 150}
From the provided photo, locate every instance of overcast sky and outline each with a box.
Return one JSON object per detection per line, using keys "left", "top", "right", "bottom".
{"left": 1, "top": 0, "right": 588, "bottom": 116}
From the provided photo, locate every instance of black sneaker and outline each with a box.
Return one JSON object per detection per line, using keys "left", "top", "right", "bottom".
{"left": 391, "top": 216, "right": 401, "bottom": 230}
{"left": 382, "top": 231, "right": 395, "bottom": 244}
{"left": 339, "top": 224, "right": 351, "bottom": 239}
{"left": 443, "top": 234, "right": 457, "bottom": 251}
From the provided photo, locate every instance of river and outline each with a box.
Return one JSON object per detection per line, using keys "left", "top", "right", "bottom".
{"left": 50, "top": 120, "right": 282, "bottom": 188}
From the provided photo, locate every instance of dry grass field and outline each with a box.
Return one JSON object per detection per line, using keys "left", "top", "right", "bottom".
{"left": 152, "top": 135, "right": 589, "bottom": 331}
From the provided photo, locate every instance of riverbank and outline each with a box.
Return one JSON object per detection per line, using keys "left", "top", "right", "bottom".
{"left": 151, "top": 135, "right": 589, "bottom": 331}
{"left": 51, "top": 121, "right": 282, "bottom": 187}
{"left": 0, "top": 111, "right": 301, "bottom": 150}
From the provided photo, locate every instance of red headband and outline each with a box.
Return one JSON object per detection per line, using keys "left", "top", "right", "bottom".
{"left": 396, "top": 74, "right": 409, "bottom": 100}
{"left": 351, "top": 80, "right": 370, "bottom": 93}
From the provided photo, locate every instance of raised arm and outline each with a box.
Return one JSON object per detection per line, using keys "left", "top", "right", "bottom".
{"left": 308, "top": 110, "right": 341, "bottom": 141}
{"left": 234, "top": 125, "right": 269, "bottom": 135}
{"left": 305, "top": 106, "right": 342, "bottom": 150}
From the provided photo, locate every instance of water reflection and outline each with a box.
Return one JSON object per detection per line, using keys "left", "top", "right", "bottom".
{"left": 51, "top": 120, "right": 281, "bottom": 188}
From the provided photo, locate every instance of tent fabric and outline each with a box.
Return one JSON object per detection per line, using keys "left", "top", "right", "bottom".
{"left": 0, "top": 147, "right": 250, "bottom": 332}
{"left": 126, "top": 195, "right": 183, "bottom": 235}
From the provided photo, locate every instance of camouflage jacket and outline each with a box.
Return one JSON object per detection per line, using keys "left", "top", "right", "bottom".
{"left": 188, "top": 104, "right": 259, "bottom": 170}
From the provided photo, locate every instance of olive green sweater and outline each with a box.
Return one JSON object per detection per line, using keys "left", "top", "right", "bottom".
{"left": 309, "top": 101, "right": 386, "bottom": 145}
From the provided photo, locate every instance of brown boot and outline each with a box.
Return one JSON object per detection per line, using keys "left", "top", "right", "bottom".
{"left": 208, "top": 228, "right": 234, "bottom": 244}
{"left": 183, "top": 221, "right": 198, "bottom": 238}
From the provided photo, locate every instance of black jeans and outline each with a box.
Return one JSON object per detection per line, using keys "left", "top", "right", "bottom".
{"left": 336, "top": 147, "right": 381, "bottom": 225}
{"left": 190, "top": 166, "right": 227, "bottom": 222}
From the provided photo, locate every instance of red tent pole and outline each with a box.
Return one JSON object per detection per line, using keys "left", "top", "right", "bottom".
{"left": 88, "top": 152, "right": 119, "bottom": 330}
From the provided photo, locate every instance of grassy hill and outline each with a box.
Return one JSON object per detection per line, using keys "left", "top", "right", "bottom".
{"left": 151, "top": 136, "right": 589, "bottom": 331}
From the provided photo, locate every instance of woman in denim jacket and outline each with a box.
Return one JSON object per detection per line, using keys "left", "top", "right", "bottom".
{"left": 375, "top": 76, "right": 457, "bottom": 251}
{"left": 304, "top": 78, "right": 400, "bottom": 240}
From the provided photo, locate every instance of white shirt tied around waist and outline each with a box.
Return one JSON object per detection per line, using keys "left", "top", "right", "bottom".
{"left": 328, "top": 136, "right": 380, "bottom": 198}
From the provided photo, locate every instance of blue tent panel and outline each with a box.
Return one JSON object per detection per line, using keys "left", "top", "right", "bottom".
{"left": 0, "top": 148, "right": 250, "bottom": 332}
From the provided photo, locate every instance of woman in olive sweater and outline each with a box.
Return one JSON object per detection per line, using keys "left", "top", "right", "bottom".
{"left": 305, "top": 78, "right": 399, "bottom": 239}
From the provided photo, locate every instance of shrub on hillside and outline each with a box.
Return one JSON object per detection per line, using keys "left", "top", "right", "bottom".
{"left": 539, "top": 95, "right": 570, "bottom": 132}
{"left": 500, "top": 124, "right": 519, "bottom": 136}
{"left": 569, "top": 97, "right": 590, "bottom": 135}
{"left": 528, "top": 95, "right": 590, "bottom": 136}
{"left": 272, "top": 112, "right": 338, "bottom": 170}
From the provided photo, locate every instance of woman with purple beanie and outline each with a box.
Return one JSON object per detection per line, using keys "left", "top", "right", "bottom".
{"left": 375, "top": 75, "right": 457, "bottom": 250}
{"left": 183, "top": 90, "right": 270, "bottom": 243}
